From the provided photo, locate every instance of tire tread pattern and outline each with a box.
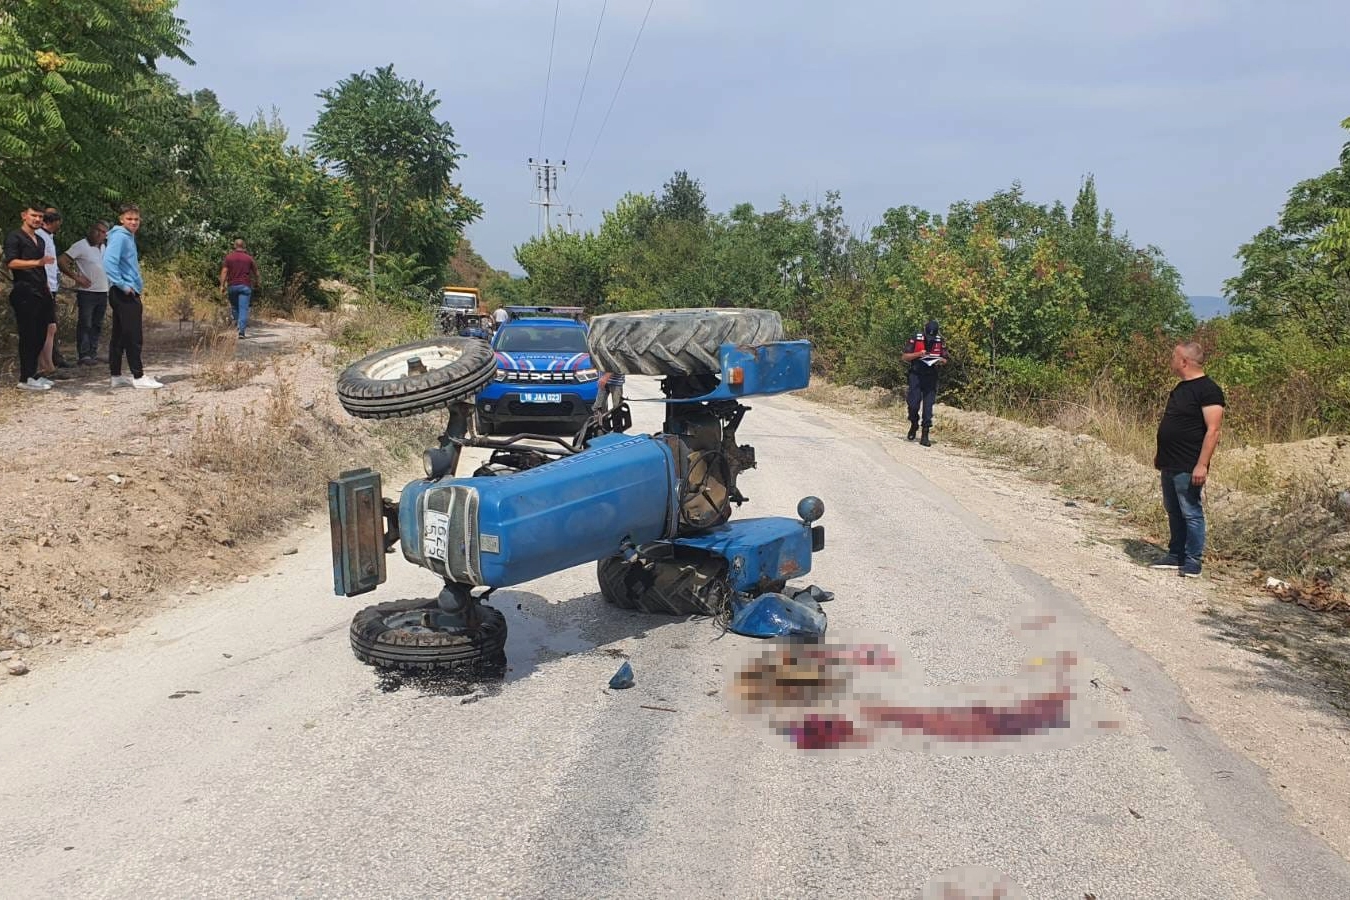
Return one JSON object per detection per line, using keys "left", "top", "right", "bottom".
{"left": 587, "top": 308, "right": 785, "bottom": 376}
{"left": 337, "top": 337, "right": 497, "bottom": 419}
{"left": 596, "top": 552, "right": 731, "bottom": 616}
{"left": 350, "top": 597, "right": 508, "bottom": 671}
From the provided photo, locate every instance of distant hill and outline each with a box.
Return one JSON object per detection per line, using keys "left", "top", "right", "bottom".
{"left": 447, "top": 238, "right": 510, "bottom": 287}
{"left": 1188, "top": 295, "right": 1230, "bottom": 320}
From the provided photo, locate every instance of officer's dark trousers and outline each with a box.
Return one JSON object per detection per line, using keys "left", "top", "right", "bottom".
{"left": 907, "top": 371, "right": 937, "bottom": 428}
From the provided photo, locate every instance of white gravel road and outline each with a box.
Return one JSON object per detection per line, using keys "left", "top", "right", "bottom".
{"left": 2, "top": 381, "right": 1347, "bottom": 899}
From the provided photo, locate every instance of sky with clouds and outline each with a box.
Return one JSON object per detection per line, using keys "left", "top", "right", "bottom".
{"left": 165, "top": 0, "right": 1350, "bottom": 295}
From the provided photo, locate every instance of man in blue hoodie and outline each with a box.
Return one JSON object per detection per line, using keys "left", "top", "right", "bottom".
{"left": 102, "top": 203, "right": 162, "bottom": 389}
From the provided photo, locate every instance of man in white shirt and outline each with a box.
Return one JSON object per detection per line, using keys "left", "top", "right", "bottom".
{"left": 60, "top": 221, "right": 111, "bottom": 365}
{"left": 36, "top": 209, "right": 73, "bottom": 373}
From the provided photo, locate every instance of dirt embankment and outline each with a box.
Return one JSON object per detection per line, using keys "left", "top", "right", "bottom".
{"left": 0, "top": 317, "right": 426, "bottom": 668}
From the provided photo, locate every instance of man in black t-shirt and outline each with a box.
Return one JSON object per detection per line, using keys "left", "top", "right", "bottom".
{"left": 4, "top": 204, "right": 58, "bottom": 391}
{"left": 1151, "top": 341, "right": 1225, "bottom": 577}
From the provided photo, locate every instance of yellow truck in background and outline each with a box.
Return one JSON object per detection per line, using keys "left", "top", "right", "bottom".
{"left": 439, "top": 285, "right": 485, "bottom": 315}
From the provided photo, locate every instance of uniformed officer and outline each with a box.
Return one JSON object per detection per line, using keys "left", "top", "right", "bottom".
{"left": 900, "top": 319, "right": 948, "bottom": 446}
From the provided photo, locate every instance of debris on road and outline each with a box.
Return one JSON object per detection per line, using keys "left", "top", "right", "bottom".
{"left": 727, "top": 591, "right": 827, "bottom": 639}
{"left": 640, "top": 705, "right": 677, "bottom": 713}
{"left": 1262, "top": 575, "right": 1349, "bottom": 613}
{"left": 6, "top": 660, "right": 30, "bottom": 676}
{"left": 608, "top": 661, "right": 635, "bottom": 690}
{"left": 282, "top": 547, "right": 299, "bottom": 556}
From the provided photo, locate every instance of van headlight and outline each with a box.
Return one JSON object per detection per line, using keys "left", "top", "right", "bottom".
{"left": 575, "top": 368, "right": 599, "bottom": 383}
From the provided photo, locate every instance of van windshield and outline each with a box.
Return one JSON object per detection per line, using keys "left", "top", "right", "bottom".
{"left": 496, "top": 326, "right": 589, "bottom": 354}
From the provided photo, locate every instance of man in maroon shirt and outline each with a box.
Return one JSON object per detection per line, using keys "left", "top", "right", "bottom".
{"left": 219, "top": 239, "right": 259, "bottom": 338}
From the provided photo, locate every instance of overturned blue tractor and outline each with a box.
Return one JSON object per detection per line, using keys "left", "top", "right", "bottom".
{"left": 328, "top": 308, "right": 830, "bottom": 671}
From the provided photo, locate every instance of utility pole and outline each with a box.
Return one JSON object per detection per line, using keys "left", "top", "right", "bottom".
{"left": 528, "top": 158, "right": 565, "bottom": 235}
{"left": 560, "top": 206, "right": 583, "bottom": 235}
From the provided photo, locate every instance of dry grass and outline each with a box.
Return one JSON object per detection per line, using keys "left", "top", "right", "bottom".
{"left": 803, "top": 380, "right": 1350, "bottom": 598}
{"left": 185, "top": 359, "right": 431, "bottom": 544}
{"left": 324, "top": 297, "right": 436, "bottom": 360}
{"left": 187, "top": 366, "right": 349, "bottom": 540}
{"left": 142, "top": 269, "right": 220, "bottom": 326}
{"left": 191, "top": 327, "right": 261, "bottom": 391}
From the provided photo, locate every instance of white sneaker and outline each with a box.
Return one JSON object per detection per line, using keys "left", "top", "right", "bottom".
{"left": 18, "top": 378, "right": 51, "bottom": 391}
{"left": 110, "top": 375, "right": 134, "bottom": 388}
{"left": 132, "top": 375, "right": 164, "bottom": 390}
{"left": 35, "top": 376, "right": 55, "bottom": 387}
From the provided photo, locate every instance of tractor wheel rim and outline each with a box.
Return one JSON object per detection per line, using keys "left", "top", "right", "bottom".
{"left": 367, "top": 345, "right": 467, "bottom": 381}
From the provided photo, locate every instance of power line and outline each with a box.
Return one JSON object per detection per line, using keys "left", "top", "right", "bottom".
{"left": 561, "top": 0, "right": 609, "bottom": 163}
{"left": 535, "top": 0, "right": 562, "bottom": 160}
{"left": 570, "top": 0, "right": 657, "bottom": 197}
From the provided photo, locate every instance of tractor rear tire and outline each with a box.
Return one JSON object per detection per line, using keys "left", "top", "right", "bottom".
{"left": 596, "top": 547, "right": 733, "bottom": 616}
{"left": 586, "top": 308, "right": 785, "bottom": 377}
{"left": 336, "top": 337, "right": 497, "bottom": 419}
{"left": 350, "top": 596, "right": 508, "bottom": 671}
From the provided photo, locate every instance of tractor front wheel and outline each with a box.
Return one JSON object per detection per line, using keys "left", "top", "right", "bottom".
{"left": 349, "top": 596, "right": 507, "bottom": 671}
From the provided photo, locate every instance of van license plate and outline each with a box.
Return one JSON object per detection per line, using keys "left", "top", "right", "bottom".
{"left": 522, "top": 393, "right": 562, "bottom": 403}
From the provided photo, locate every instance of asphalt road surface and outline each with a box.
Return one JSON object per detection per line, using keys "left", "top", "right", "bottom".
{"left": 3, "top": 382, "right": 1349, "bottom": 899}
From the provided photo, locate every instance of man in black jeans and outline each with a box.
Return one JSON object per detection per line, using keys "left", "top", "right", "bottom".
{"left": 1151, "top": 341, "right": 1225, "bottom": 578}
{"left": 4, "top": 204, "right": 57, "bottom": 391}
{"left": 60, "top": 221, "right": 110, "bottom": 365}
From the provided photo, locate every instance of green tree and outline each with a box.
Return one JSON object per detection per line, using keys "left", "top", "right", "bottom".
{"left": 0, "top": 0, "right": 191, "bottom": 201}
{"left": 308, "top": 64, "right": 481, "bottom": 293}
{"left": 1227, "top": 115, "right": 1350, "bottom": 347}
{"left": 1070, "top": 175, "right": 1099, "bottom": 232}
{"left": 655, "top": 170, "right": 708, "bottom": 224}
{"left": 514, "top": 229, "right": 607, "bottom": 309}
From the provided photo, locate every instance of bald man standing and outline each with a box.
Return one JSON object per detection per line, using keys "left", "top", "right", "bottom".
{"left": 1151, "top": 341, "right": 1225, "bottom": 578}
{"left": 220, "top": 238, "right": 259, "bottom": 338}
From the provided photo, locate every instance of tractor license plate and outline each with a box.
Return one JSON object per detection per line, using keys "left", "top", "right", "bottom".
{"left": 522, "top": 393, "right": 563, "bottom": 403}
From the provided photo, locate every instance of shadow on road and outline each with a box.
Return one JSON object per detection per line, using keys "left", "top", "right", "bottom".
{"left": 1120, "top": 537, "right": 1167, "bottom": 565}
{"left": 1116, "top": 535, "right": 1350, "bottom": 727}
{"left": 369, "top": 587, "right": 697, "bottom": 698}
{"left": 1199, "top": 596, "right": 1350, "bottom": 727}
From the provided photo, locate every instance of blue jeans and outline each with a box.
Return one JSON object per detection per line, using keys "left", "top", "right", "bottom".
{"left": 1160, "top": 470, "right": 1206, "bottom": 567}
{"left": 228, "top": 286, "right": 251, "bottom": 335}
